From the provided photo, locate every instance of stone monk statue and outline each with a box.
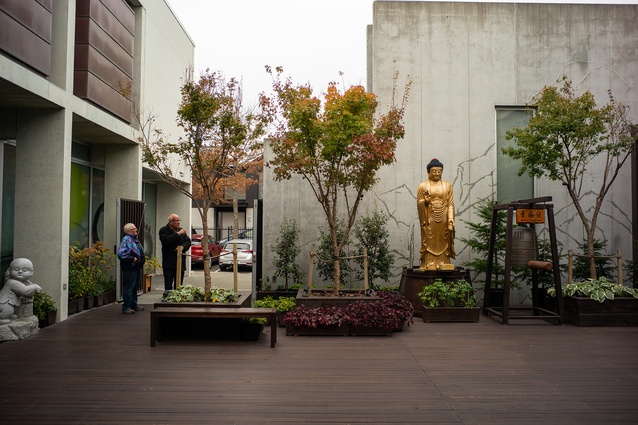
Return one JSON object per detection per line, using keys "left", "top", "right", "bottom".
{"left": 416, "top": 158, "right": 455, "bottom": 270}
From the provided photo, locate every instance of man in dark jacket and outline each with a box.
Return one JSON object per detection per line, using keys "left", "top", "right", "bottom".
{"left": 159, "top": 213, "right": 191, "bottom": 294}
{"left": 117, "top": 223, "right": 145, "bottom": 314}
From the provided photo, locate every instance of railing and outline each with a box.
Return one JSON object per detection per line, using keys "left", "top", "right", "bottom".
{"left": 192, "top": 227, "right": 253, "bottom": 243}
{"left": 307, "top": 247, "right": 369, "bottom": 295}
{"left": 567, "top": 248, "right": 623, "bottom": 285}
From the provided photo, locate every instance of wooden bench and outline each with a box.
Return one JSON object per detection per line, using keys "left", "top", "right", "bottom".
{"left": 150, "top": 307, "right": 277, "bottom": 347}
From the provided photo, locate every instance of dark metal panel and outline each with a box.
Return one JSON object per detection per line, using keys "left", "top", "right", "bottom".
{"left": 0, "top": 0, "right": 52, "bottom": 42}
{"left": 75, "top": 16, "right": 133, "bottom": 77}
{"left": 35, "top": 0, "right": 52, "bottom": 12}
{"left": 74, "top": 44, "right": 132, "bottom": 92}
{"left": 0, "top": 1, "right": 52, "bottom": 75}
{"left": 73, "top": 70, "right": 132, "bottom": 122}
{"left": 76, "top": 0, "right": 134, "bottom": 56}
{"left": 100, "top": 0, "right": 135, "bottom": 34}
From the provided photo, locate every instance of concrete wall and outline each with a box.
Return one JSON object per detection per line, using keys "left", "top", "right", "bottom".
{"left": 262, "top": 2, "right": 637, "bottom": 295}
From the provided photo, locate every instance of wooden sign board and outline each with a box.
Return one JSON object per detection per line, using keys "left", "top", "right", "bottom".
{"left": 516, "top": 208, "right": 545, "bottom": 224}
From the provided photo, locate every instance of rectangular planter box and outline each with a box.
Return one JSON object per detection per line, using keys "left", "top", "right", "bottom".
{"left": 422, "top": 307, "right": 480, "bottom": 323}
{"left": 240, "top": 322, "right": 264, "bottom": 341}
{"left": 561, "top": 296, "right": 638, "bottom": 327}
{"left": 295, "top": 288, "right": 379, "bottom": 309}
{"left": 349, "top": 325, "right": 393, "bottom": 337}
{"left": 286, "top": 323, "right": 350, "bottom": 336}
{"left": 153, "top": 291, "right": 251, "bottom": 309}
{"left": 276, "top": 311, "right": 287, "bottom": 328}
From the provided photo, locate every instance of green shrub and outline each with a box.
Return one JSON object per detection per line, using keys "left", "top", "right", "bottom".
{"left": 418, "top": 279, "right": 476, "bottom": 308}
{"left": 547, "top": 277, "right": 638, "bottom": 303}
{"left": 271, "top": 218, "right": 305, "bottom": 289}
{"left": 68, "top": 242, "right": 114, "bottom": 299}
{"left": 33, "top": 291, "right": 56, "bottom": 321}
{"left": 161, "top": 285, "right": 239, "bottom": 303}
{"left": 353, "top": 210, "right": 394, "bottom": 289}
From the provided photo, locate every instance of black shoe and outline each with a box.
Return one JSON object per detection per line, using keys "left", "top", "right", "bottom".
{"left": 122, "top": 309, "right": 135, "bottom": 315}
{"left": 133, "top": 306, "right": 145, "bottom": 312}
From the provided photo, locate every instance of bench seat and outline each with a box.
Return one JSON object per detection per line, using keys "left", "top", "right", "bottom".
{"left": 150, "top": 307, "right": 277, "bottom": 347}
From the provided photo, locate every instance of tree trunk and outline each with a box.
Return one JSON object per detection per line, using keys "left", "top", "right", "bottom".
{"left": 201, "top": 207, "right": 212, "bottom": 293}
{"left": 332, "top": 239, "right": 341, "bottom": 293}
{"left": 233, "top": 196, "right": 239, "bottom": 240}
{"left": 587, "top": 234, "right": 597, "bottom": 279}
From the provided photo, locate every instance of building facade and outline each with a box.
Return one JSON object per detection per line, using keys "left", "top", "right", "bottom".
{"left": 262, "top": 2, "right": 637, "bottom": 296}
{"left": 0, "top": 0, "right": 194, "bottom": 321}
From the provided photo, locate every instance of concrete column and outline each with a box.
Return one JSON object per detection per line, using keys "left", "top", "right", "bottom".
{"left": 15, "top": 108, "right": 72, "bottom": 321}
{"left": 104, "top": 144, "right": 142, "bottom": 252}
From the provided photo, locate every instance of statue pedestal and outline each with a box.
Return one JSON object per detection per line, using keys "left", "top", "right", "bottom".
{"left": 0, "top": 316, "right": 39, "bottom": 341}
{"left": 399, "top": 267, "right": 470, "bottom": 317}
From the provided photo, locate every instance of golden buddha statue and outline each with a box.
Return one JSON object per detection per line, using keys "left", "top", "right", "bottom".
{"left": 416, "top": 158, "right": 456, "bottom": 270}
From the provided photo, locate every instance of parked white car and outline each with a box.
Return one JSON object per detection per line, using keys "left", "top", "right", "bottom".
{"left": 218, "top": 239, "right": 254, "bottom": 271}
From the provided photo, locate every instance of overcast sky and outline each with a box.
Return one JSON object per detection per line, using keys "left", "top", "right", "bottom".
{"left": 165, "top": 0, "right": 638, "bottom": 108}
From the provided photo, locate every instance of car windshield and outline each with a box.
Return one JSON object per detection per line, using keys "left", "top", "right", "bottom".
{"left": 225, "top": 243, "right": 250, "bottom": 250}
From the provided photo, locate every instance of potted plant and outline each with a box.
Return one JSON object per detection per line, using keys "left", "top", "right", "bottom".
{"left": 160, "top": 285, "right": 241, "bottom": 304}
{"left": 143, "top": 256, "right": 162, "bottom": 293}
{"left": 276, "top": 282, "right": 303, "bottom": 299}
{"left": 345, "top": 300, "right": 399, "bottom": 336}
{"left": 240, "top": 318, "right": 266, "bottom": 341}
{"left": 284, "top": 305, "right": 349, "bottom": 336}
{"left": 376, "top": 289, "right": 415, "bottom": 331}
{"left": 546, "top": 277, "right": 638, "bottom": 326}
{"left": 418, "top": 278, "right": 480, "bottom": 322}
{"left": 274, "top": 296, "right": 296, "bottom": 327}
{"left": 461, "top": 199, "right": 509, "bottom": 307}
{"left": 33, "top": 291, "right": 57, "bottom": 328}
{"left": 254, "top": 296, "right": 277, "bottom": 326}
{"left": 68, "top": 242, "right": 114, "bottom": 313}
{"left": 257, "top": 276, "right": 276, "bottom": 299}
{"left": 271, "top": 218, "right": 304, "bottom": 294}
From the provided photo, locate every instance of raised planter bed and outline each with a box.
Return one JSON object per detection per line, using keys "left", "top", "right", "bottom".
{"left": 153, "top": 291, "right": 252, "bottom": 309}
{"left": 422, "top": 306, "right": 480, "bottom": 323}
{"left": 549, "top": 296, "right": 638, "bottom": 327}
{"left": 295, "top": 288, "right": 379, "bottom": 309}
{"left": 349, "top": 325, "right": 393, "bottom": 337}
{"left": 399, "top": 267, "right": 471, "bottom": 317}
{"left": 286, "top": 323, "right": 350, "bottom": 336}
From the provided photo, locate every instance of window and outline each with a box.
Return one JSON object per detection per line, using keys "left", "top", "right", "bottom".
{"left": 496, "top": 108, "right": 533, "bottom": 203}
{"left": 1, "top": 141, "right": 16, "bottom": 274}
{"left": 69, "top": 142, "right": 105, "bottom": 248}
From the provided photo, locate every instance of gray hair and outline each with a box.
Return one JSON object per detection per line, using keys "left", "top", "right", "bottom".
{"left": 123, "top": 223, "right": 136, "bottom": 234}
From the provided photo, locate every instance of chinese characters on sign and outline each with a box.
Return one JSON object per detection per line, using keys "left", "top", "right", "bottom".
{"left": 516, "top": 208, "right": 545, "bottom": 224}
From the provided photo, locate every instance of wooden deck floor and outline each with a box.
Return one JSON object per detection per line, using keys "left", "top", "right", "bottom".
{"left": 1, "top": 302, "right": 637, "bottom": 424}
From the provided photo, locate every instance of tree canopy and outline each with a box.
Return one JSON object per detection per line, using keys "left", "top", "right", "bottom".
{"left": 503, "top": 76, "right": 636, "bottom": 279}
{"left": 135, "top": 69, "right": 268, "bottom": 292}
{"left": 262, "top": 66, "right": 410, "bottom": 291}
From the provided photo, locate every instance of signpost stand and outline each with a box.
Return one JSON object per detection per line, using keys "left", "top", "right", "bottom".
{"left": 483, "top": 196, "right": 563, "bottom": 324}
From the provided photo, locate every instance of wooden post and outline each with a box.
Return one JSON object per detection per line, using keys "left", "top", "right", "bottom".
{"left": 363, "top": 247, "right": 368, "bottom": 292}
{"left": 567, "top": 249, "right": 573, "bottom": 284}
{"left": 617, "top": 249, "right": 623, "bottom": 286}
{"left": 233, "top": 242, "right": 238, "bottom": 293}
{"left": 176, "top": 245, "right": 183, "bottom": 288}
{"left": 308, "top": 249, "right": 315, "bottom": 296}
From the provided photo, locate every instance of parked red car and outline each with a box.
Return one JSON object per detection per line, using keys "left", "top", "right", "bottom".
{"left": 190, "top": 234, "right": 221, "bottom": 267}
